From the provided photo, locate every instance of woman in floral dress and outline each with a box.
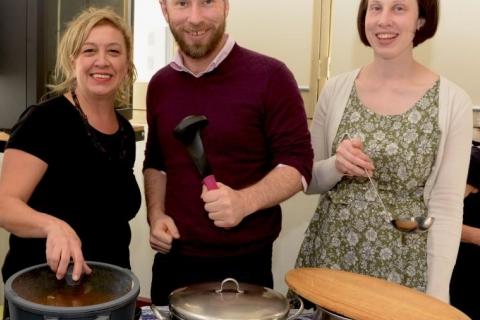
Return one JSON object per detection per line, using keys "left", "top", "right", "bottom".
{"left": 295, "top": 0, "right": 472, "bottom": 302}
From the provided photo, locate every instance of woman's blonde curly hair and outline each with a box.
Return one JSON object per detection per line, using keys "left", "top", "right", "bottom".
{"left": 48, "top": 7, "right": 136, "bottom": 106}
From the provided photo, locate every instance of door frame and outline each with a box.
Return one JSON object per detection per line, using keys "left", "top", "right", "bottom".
{"left": 302, "top": 0, "right": 332, "bottom": 118}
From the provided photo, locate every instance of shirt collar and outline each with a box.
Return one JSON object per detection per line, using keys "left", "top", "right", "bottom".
{"left": 170, "top": 35, "right": 236, "bottom": 78}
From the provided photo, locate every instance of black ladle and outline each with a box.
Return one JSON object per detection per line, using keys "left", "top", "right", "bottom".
{"left": 173, "top": 115, "right": 218, "bottom": 190}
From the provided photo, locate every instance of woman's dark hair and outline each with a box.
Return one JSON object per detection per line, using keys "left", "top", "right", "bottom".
{"left": 357, "top": 0, "right": 439, "bottom": 48}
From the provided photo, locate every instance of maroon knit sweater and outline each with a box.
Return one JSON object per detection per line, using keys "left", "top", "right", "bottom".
{"left": 144, "top": 44, "right": 313, "bottom": 256}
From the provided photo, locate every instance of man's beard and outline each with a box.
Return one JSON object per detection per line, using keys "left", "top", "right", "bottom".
{"left": 171, "top": 21, "right": 226, "bottom": 59}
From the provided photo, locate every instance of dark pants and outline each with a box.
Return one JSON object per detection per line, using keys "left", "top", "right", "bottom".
{"left": 450, "top": 243, "right": 480, "bottom": 320}
{"left": 150, "top": 245, "right": 273, "bottom": 306}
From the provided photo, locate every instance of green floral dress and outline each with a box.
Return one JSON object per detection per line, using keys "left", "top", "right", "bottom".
{"left": 295, "top": 81, "right": 441, "bottom": 291}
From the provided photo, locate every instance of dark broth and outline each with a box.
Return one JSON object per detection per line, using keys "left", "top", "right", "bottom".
{"left": 12, "top": 265, "right": 131, "bottom": 307}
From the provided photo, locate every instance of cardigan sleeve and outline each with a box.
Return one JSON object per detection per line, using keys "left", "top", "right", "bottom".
{"left": 307, "top": 78, "right": 345, "bottom": 194}
{"left": 426, "top": 81, "right": 473, "bottom": 302}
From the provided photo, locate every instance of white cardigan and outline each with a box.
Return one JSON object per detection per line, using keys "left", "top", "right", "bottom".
{"left": 308, "top": 69, "right": 473, "bottom": 302}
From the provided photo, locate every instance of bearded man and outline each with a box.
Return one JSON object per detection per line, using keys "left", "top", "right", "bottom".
{"left": 143, "top": 0, "right": 313, "bottom": 305}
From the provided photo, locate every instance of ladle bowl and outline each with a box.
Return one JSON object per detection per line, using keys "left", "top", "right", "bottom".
{"left": 342, "top": 134, "right": 434, "bottom": 234}
{"left": 391, "top": 216, "right": 435, "bottom": 233}
{"left": 362, "top": 166, "right": 435, "bottom": 233}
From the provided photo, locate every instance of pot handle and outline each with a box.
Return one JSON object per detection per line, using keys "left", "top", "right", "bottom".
{"left": 286, "top": 296, "right": 304, "bottom": 320}
{"left": 215, "top": 278, "right": 244, "bottom": 294}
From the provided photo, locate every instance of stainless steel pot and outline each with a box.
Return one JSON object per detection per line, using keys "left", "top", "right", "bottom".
{"left": 163, "top": 278, "right": 303, "bottom": 320}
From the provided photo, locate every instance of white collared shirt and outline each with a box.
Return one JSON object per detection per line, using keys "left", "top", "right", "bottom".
{"left": 169, "top": 35, "right": 236, "bottom": 78}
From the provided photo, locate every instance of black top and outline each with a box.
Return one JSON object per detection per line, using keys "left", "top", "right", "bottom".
{"left": 1, "top": 95, "right": 141, "bottom": 283}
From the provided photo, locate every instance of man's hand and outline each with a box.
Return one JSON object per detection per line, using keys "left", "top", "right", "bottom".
{"left": 149, "top": 213, "right": 180, "bottom": 254}
{"left": 201, "top": 183, "right": 250, "bottom": 228}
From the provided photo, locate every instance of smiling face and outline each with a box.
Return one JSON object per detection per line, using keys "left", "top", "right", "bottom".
{"left": 364, "top": 0, "right": 425, "bottom": 59}
{"left": 160, "top": 0, "right": 229, "bottom": 60}
{"left": 73, "top": 23, "right": 128, "bottom": 100}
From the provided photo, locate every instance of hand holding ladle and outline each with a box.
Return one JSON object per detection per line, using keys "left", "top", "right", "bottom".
{"left": 343, "top": 133, "right": 434, "bottom": 233}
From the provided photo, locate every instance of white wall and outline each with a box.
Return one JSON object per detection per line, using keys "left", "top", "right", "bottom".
{"left": 227, "top": 0, "right": 313, "bottom": 88}
{"left": 133, "top": 0, "right": 169, "bottom": 83}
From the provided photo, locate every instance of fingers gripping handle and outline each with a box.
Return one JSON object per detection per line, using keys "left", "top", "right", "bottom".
{"left": 203, "top": 174, "right": 218, "bottom": 190}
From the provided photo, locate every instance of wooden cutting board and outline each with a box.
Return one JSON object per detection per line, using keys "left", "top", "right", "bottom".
{"left": 285, "top": 268, "right": 470, "bottom": 320}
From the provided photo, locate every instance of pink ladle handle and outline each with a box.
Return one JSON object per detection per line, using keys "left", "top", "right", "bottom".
{"left": 203, "top": 175, "right": 218, "bottom": 190}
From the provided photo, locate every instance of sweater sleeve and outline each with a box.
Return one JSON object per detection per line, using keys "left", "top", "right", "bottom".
{"left": 263, "top": 63, "right": 313, "bottom": 184}
{"left": 307, "top": 78, "right": 344, "bottom": 194}
{"left": 143, "top": 78, "right": 166, "bottom": 172}
{"left": 426, "top": 82, "right": 473, "bottom": 302}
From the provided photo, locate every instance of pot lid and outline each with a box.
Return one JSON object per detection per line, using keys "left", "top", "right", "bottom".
{"left": 8, "top": 262, "right": 135, "bottom": 307}
{"left": 169, "top": 278, "right": 290, "bottom": 320}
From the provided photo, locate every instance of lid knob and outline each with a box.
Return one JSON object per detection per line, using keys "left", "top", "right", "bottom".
{"left": 215, "top": 278, "right": 244, "bottom": 294}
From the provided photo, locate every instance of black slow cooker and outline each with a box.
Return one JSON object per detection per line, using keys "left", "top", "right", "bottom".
{"left": 5, "top": 261, "right": 140, "bottom": 320}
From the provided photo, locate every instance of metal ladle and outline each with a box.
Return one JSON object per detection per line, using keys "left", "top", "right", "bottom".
{"left": 344, "top": 133, "right": 434, "bottom": 233}
{"left": 364, "top": 168, "right": 434, "bottom": 233}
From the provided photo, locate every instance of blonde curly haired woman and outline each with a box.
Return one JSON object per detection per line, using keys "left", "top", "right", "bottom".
{"left": 0, "top": 7, "right": 140, "bottom": 318}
